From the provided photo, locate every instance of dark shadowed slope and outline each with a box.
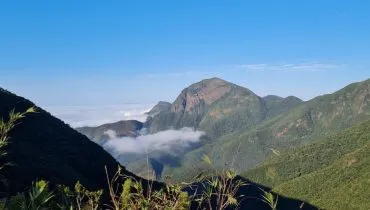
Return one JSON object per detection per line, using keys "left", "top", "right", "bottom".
{"left": 0, "top": 88, "right": 152, "bottom": 195}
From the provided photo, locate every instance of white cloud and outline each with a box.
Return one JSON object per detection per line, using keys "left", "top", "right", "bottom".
{"left": 237, "top": 62, "right": 338, "bottom": 72}
{"left": 45, "top": 104, "right": 154, "bottom": 127}
{"left": 103, "top": 128, "right": 205, "bottom": 155}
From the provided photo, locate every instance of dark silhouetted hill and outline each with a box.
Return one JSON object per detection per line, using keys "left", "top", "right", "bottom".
{"left": 0, "top": 88, "right": 156, "bottom": 196}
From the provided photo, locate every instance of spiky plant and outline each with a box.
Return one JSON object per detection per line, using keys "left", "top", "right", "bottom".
{"left": 105, "top": 166, "right": 190, "bottom": 210}
{"left": 191, "top": 154, "right": 246, "bottom": 210}
{"left": 7, "top": 180, "right": 54, "bottom": 210}
{"left": 0, "top": 107, "right": 36, "bottom": 170}
{"left": 261, "top": 189, "right": 278, "bottom": 210}
{"left": 28, "top": 180, "right": 55, "bottom": 210}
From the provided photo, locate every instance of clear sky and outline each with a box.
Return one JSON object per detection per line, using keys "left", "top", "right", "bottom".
{"left": 1, "top": 0, "right": 370, "bottom": 108}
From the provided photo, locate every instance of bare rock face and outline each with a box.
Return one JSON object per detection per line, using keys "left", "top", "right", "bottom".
{"left": 171, "top": 78, "right": 231, "bottom": 113}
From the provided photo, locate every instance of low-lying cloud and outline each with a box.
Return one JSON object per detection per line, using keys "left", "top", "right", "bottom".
{"left": 103, "top": 128, "right": 205, "bottom": 155}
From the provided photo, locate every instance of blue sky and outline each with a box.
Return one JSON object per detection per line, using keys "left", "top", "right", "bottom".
{"left": 1, "top": 1, "right": 369, "bottom": 108}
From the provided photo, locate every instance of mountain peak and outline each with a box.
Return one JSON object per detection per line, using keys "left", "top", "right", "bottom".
{"left": 171, "top": 77, "right": 232, "bottom": 113}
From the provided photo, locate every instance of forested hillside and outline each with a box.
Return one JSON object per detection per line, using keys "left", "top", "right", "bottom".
{"left": 243, "top": 120, "right": 370, "bottom": 210}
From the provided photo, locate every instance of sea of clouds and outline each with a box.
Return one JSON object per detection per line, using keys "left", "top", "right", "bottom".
{"left": 45, "top": 104, "right": 155, "bottom": 127}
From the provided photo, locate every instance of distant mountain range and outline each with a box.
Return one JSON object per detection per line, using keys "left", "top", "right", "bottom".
{"left": 76, "top": 77, "right": 370, "bottom": 186}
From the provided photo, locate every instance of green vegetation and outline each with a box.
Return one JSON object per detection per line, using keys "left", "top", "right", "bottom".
{"left": 105, "top": 166, "right": 191, "bottom": 210}
{"left": 5, "top": 179, "right": 104, "bottom": 209}
{"left": 242, "top": 120, "right": 370, "bottom": 210}
{"left": 4, "top": 168, "right": 274, "bottom": 210}
{"left": 8, "top": 180, "right": 54, "bottom": 210}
